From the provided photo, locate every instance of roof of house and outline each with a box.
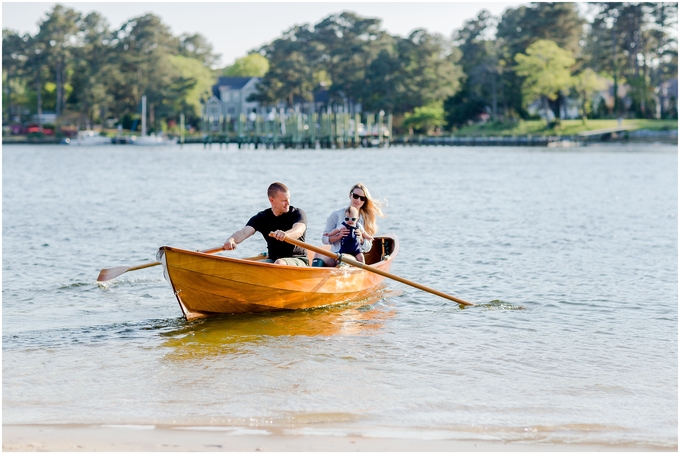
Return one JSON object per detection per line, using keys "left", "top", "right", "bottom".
{"left": 213, "top": 77, "right": 257, "bottom": 99}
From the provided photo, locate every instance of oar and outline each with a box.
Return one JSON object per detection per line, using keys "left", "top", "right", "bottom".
{"left": 97, "top": 246, "right": 225, "bottom": 282}
{"left": 271, "top": 233, "right": 474, "bottom": 306}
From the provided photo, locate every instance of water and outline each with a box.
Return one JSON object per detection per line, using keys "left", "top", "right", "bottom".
{"left": 2, "top": 143, "right": 677, "bottom": 448}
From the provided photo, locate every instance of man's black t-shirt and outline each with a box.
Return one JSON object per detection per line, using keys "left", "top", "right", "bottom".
{"left": 246, "top": 206, "right": 307, "bottom": 260}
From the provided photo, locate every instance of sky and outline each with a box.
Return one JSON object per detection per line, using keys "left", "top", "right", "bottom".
{"left": 2, "top": 0, "right": 525, "bottom": 67}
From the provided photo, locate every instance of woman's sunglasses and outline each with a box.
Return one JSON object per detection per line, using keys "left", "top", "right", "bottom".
{"left": 344, "top": 217, "right": 357, "bottom": 221}
{"left": 351, "top": 193, "right": 367, "bottom": 202}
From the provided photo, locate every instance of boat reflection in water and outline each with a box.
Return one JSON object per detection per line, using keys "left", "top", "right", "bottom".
{"left": 159, "top": 294, "right": 397, "bottom": 360}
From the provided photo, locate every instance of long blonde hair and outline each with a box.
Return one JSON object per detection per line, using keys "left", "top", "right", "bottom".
{"left": 350, "top": 183, "right": 385, "bottom": 236}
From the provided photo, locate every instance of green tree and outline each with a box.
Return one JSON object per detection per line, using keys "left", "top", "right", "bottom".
{"left": 496, "top": 2, "right": 585, "bottom": 118}
{"left": 402, "top": 101, "right": 445, "bottom": 135}
{"left": 363, "top": 30, "right": 463, "bottom": 114}
{"left": 108, "top": 14, "right": 220, "bottom": 127}
{"left": 497, "top": 2, "right": 585, "bottom": 59}
{"left": 68, "top": 12, "right": 116, "bottom": 128}
{"left": 648, "top": 2, "right": 679, "bottom": 117}
{"left": 109, "top": 14, "right": 181, "bottom": 124}
{"left": 584, "top": 2, "right": 678, "bottom": 118}
{"left": 252, "top": 25, "right": 319, "bottom": 106}
{"left": 23, "top": 34, "right": 50, "bottom": 131}
{"left": 179, "top": 33, "right": 220, "bottom": 67}
{"left": 392, "top": 30, "right": 463, "bottom": 112}
{"left": 253, "top": 12, "right": 463, "bottom": 114}
{"left": 166, "top": 54, "right": 215, "bottom": 117}
{"left": 35, "top": 4, "right": 81, "bottom": 117}
{"left": 573, "top": 67, "right": 608, "bottom": 119}
{"left": 222, "top": 53, "right": 269, "bottom": 77}
{"left": 3, "top": 5, "right": 223, "bottom": 128}
{"left": 443, "top": 78, "right": 488, "bottom": 128}
{"left": 446, "top": 10, "right": 502, "bottom": 126}
{"left": 2, "top": 29, "right": 29, "bottom": 123}
{"left": 361, "top": 46, "right": 401, "bottom": 112}
{"left": 313, "top": 12, "right": 389, "bottom": 113}
{"left": 515, "top": 39, "right": 575, "bottom": 122}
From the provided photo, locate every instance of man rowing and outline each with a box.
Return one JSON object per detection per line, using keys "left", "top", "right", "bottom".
{"left": 222, "top": 182, "right": 309, "bottom": 266}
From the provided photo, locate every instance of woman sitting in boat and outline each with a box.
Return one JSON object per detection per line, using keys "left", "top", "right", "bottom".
{"left": 324, "top": 206, "right": 373, "bottom": 264}
{"left": 312, "top": 183, "right": 384, "bottom": 267}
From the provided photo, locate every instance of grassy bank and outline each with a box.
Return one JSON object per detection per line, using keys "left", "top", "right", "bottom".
{"left": 450, "top": 119, "right": 678, "bottom": 137}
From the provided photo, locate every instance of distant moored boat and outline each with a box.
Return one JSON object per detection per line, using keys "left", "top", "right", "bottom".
{"left": 130, "top": 94, "right": 178, "bottom": 146}
{"left": 72, "top": 130, "right": 112, "bottom": 145}
{"left": 130, "top": 134, "right": 178, "bottom": 146}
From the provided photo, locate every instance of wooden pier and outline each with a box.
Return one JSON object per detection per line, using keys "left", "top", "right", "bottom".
{"left": 190, "top": 112, "right": 636, "bottom": 149}
{"left": 393, "top": 135, "right": 580, "bottom": 147}
{"left": 197, "top": 111, "right": 393, "bottom": 149}
{"left": 194, "top": 132, "right": 591, "bottom": 148}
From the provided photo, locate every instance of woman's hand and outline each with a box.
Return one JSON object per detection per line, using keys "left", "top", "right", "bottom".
{"left": 329, "top": 226, "right": 349, "bottom": 243}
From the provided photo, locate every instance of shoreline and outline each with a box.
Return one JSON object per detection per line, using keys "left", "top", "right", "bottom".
{"left": 3, "top": 424, "right": 675, "bottom": 452}
{"left": 2, "top": 128, "right": 677, "bottom": 147}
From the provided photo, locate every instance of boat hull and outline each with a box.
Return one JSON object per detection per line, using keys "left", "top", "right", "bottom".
{"left": 73, "top": 131, "right": 112, "bottom": 145}
{"left": 158, "top": 236, "right": 398, "bottom": 320}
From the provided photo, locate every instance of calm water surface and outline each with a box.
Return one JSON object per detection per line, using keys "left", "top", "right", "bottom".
{"left": 2, "top": 143, "right": 677, "bottom": 448}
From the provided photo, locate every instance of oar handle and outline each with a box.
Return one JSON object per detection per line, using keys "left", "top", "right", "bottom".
{"left": 130, "top": 246, "right": 225, "bottom": 271}
{"left": 270, "top": 233, "right": 474, "bottom": 306}
{"left": 199, "top": 246, "right": 227, "bottom": 255}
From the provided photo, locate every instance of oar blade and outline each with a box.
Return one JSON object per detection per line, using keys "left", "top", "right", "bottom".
{"left": 97, "top": 266, "right": 131, "bottom": 282}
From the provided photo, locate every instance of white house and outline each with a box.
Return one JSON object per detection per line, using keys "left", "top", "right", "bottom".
{"left": 203, "top": 77, "right": 267, "bottom": 131}
{"left": 527, "top": 96, "right": 580, "bottom": 120}
{"left": 203, "top": 77, "right": 361, "bottom": 132}
{"left": 656, "top": 78, "right": 678, "bottom": 118}
{"left": 590, "top": 80, "right": 631, "bottom": 116}
{"left": 31, "top": 112, "right": 57, "bottom": 124}
{"left": 205, "top": 76, "right": 264, "bottom": 119}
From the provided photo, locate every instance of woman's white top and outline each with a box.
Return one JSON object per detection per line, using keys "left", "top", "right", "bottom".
{"left": 321, "top": 208, "right": 373, "bottom": 253}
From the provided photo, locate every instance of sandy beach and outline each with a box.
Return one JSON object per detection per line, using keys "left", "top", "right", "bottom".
{"left": 2, "top": 424, "right": 673, "bottom": 452}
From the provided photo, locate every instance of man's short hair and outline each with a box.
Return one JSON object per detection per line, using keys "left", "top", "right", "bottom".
{"left": 267, "top": 182, "right": 289, "bottom": 198}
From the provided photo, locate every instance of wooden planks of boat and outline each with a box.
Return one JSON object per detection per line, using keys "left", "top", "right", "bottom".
{"left": 157, "top": 235, "right": 399, "bottom": 320}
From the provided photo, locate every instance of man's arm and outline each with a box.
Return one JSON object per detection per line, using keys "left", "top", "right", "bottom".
{"left": 271, "top": 222, "right": 306, "bottom": 241}
{"left": 224, "top": 226, "right": 256, "bottom": 250}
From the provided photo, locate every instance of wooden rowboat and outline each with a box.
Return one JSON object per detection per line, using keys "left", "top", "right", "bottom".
{"left": 157, "top": 235, "right": 399, "bottom": 320}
